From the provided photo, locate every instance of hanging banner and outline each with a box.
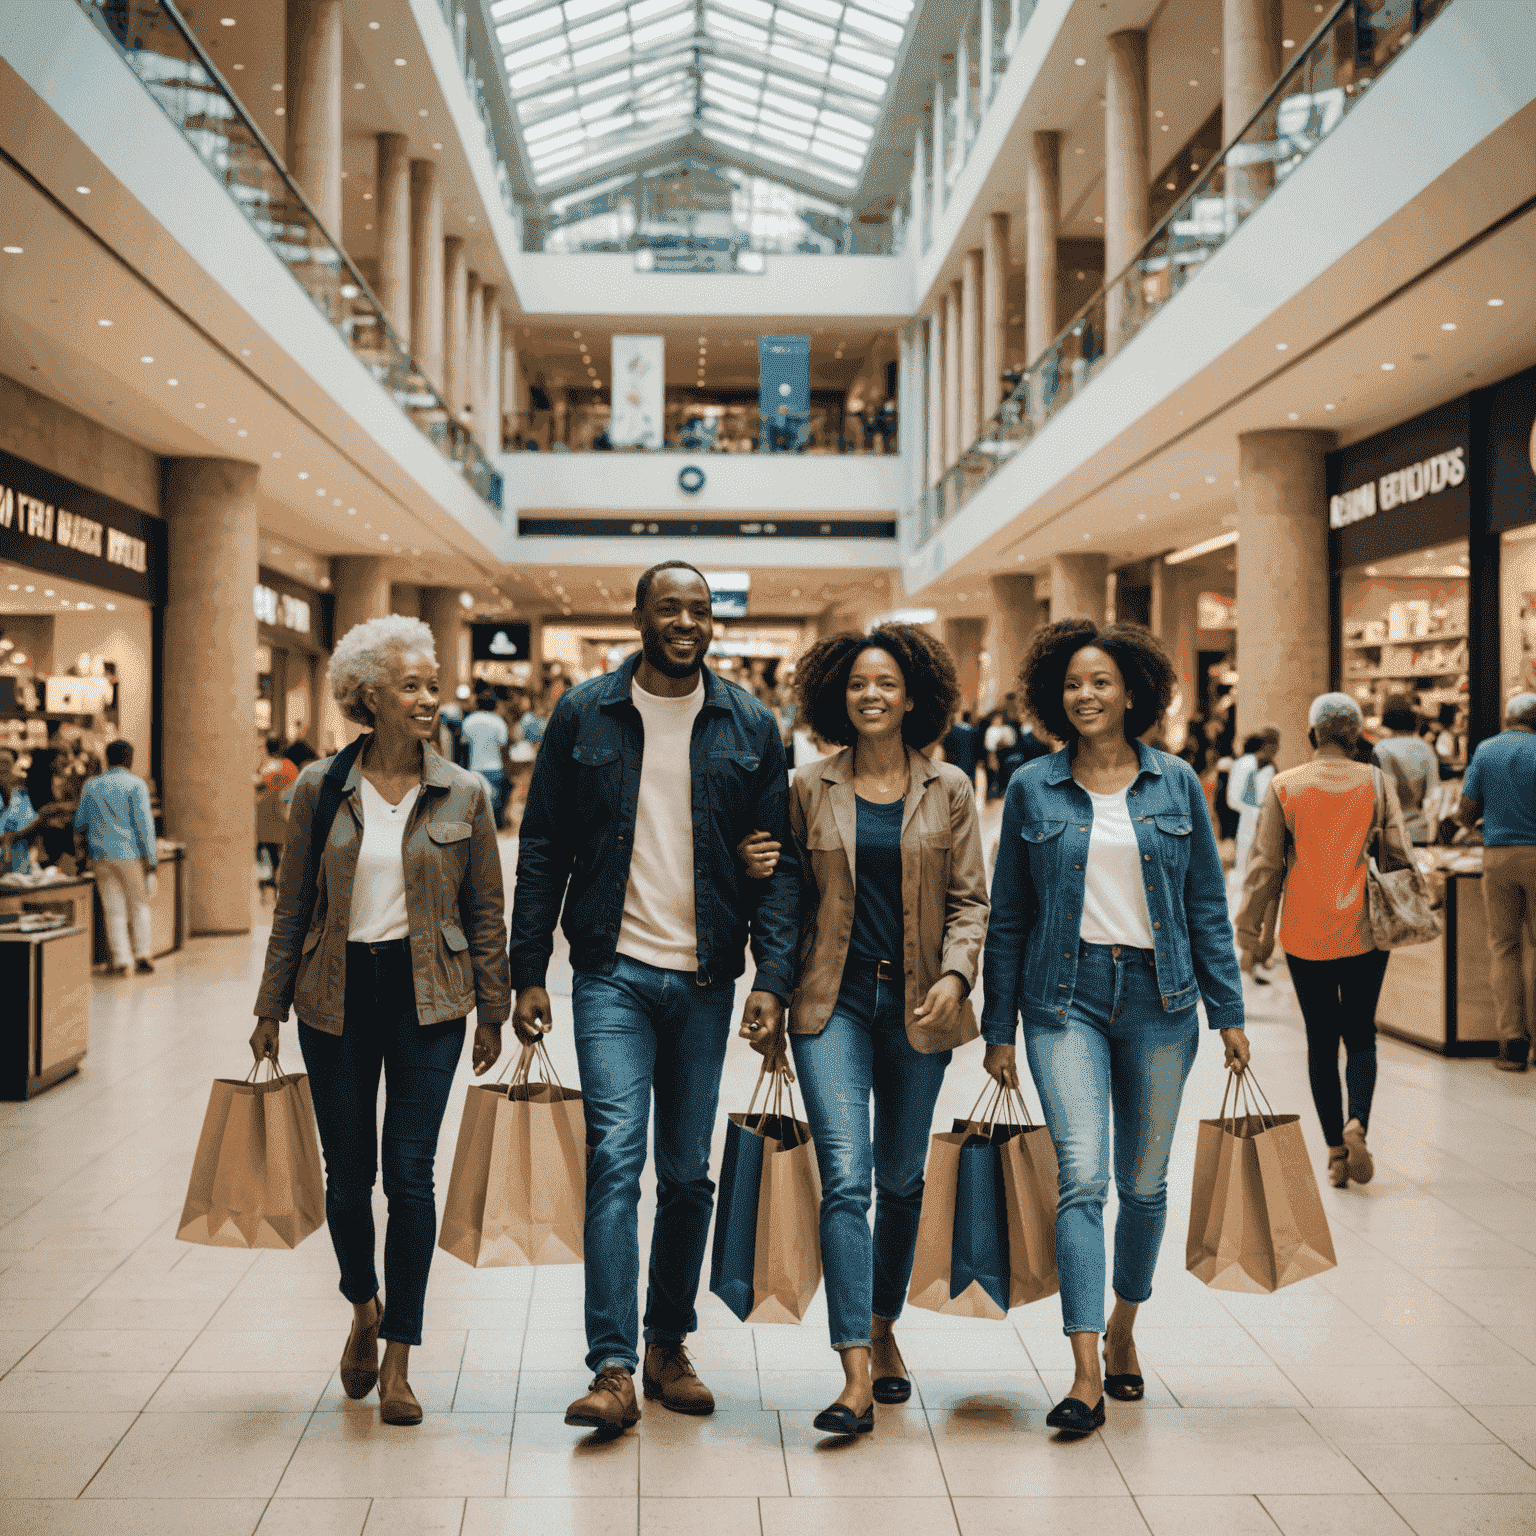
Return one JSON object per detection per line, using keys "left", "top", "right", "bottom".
{"left": 759, "top": 335, "right": 810, "bottom": 452}
{"left": 610, "top": 335, "right": 664, "bottom": 449}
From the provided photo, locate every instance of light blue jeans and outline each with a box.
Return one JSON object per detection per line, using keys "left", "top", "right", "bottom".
{"left": 791, "top": 962, "right": 952, "bottom": 1351}
{"left": 1024, "top": 942, "right": 1200, "bottom": 1336}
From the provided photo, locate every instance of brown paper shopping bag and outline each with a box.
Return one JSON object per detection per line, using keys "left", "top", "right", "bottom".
{"left": 177, "top": 1059, "right": 325, "bottom": 1249}
{"left": 438, "top": 1040, "right": 587, "bottom": 1268}
{"left": 908, "top": 1083, "right": 1059, "bottom": 1318}
{"left": 1187, "top": 1067, "right": 1337, "bottom": 1293}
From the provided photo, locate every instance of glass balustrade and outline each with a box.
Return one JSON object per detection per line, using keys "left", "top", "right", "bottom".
{"left": 506, "top": 400, "right": 900, "bottom": 455}
{"left": 78, "top": 0, "right": 504, "bottom": 512}
{"left": 914, "top": 0, "right": 1452, "bottom": 545}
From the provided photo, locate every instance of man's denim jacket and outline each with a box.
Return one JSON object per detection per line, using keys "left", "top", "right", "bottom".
{"left": 981, "top": 740, "right": 1245, "bottom": 1044}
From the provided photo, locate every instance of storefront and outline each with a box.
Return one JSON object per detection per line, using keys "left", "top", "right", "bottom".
{"left": 1329, "top": 365, "right": 1536, "bottom": 1055}
{"left": 254, "top": 567, "right": 332, "bottom": 747}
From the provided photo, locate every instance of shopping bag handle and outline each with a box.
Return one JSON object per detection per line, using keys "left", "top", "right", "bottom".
{"left": 1218, "top": 1063, "right": 1275, "bottom": 1133}
{"left": 500, "top": 1038, "right": 566, "bottom": 1095}
{"left": 245, "top": 1053, "right": 284, "bottom": 1084}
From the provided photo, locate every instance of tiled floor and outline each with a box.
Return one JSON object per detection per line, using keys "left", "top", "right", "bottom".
{"left": 1, "top": 836, "right": 1534, "bottom": 1536}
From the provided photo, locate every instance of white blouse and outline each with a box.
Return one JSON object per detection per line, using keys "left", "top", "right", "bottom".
{"left": 347, "top": 777, "right": 420, "bottom": 943}
{"left": 1078, "top": 787, "right": 1157, "bottom": 950}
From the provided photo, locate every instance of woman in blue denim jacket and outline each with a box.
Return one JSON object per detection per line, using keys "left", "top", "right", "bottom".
{"left": 981, "top": 620, "right": 1249, "bottom": 1435}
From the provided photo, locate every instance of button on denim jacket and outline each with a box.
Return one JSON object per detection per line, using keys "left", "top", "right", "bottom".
{"left": 980, "top": 740, "right": 1244, "bottom": 1045}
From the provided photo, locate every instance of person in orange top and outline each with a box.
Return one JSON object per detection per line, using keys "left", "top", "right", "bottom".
{"left": 1236, "top": 694, "right": 1412, "bottom": 1189}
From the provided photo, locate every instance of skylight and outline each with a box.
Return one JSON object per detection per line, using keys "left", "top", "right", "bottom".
{"left": 494, "top": 0, "right": 915, "bottom": 192}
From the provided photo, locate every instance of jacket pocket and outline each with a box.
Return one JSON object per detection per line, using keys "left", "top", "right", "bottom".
{"left": 572, "top": 742, "right": 621, "bottom": 768}
{"left": 428, "top": 821, "right": 472, "bottom": 844}
{"left": 1021, "top": 818, "right": 1066, "bottom": 844}
{"left": 1153, "top": 814, "right": 1193, "bottom": 837}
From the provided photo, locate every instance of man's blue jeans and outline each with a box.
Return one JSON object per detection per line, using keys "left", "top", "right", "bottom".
{"left": 1023, "top": 942, "right": 1200, "bottom": 1336}
{"left": 790, "top": 963, "right": 951, "bottom": 1351}
{"left": 571, "top": 953, "right": 736, "bottom": 1375}
{"left": 480, "top": 768, "right": 510, "bottom": 829}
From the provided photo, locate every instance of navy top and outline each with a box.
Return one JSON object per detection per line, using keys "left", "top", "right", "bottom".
{"left": 846, "top": 795, "right": 904, "bottom": 966}
{"left": 1463, "top": 730, "right": 1536, "bottom": 846}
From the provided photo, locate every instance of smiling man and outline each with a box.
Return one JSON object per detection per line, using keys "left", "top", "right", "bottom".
{"left": 507, "top": 560, "right": 799, "bottom": 1434}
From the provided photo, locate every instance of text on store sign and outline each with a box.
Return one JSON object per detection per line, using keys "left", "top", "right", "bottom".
{"left": 1330, "top": 446, "right": 1466, "bottom": 528}
{"left": 0, "top": 484, "right": 148, "bottom": 572}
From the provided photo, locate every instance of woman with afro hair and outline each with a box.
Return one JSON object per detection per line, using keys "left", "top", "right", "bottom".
{"left": 735, "top": 624, "right": 989, "bottom": 1437}
{"left": 980, "top": 619, "right": 1249, "bottom": 1435}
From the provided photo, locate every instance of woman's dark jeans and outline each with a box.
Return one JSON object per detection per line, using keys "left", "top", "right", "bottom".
{"left": 298, "top": 940, "right": 465, "bottom": 1346}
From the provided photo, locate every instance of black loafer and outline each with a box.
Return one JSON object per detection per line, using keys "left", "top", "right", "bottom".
{"left": 1104, "top": 1373, "right": 1144, "bottom": 1401}
{"left": 1045, "top": 1395, "right": 1105, "bottom": 1434}
{"left": 872, "top": 1375, "right": 911, "bottom": 1405}
{"left": 812, "top": 1401, "right": 874, "bottom": 1435}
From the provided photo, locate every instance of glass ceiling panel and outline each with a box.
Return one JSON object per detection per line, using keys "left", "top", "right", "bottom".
{"left": 494, "top": 0, "right": 915, "bottom": 193}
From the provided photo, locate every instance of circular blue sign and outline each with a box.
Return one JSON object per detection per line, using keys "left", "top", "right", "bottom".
{"left": 678, "top": 465, "right": 706, "bottom": 496}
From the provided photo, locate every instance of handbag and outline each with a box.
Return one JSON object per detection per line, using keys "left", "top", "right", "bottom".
{"left": 1364, "top": 767, "right": 1443, "bottom": 949}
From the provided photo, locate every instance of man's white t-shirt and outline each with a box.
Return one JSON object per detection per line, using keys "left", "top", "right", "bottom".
{"left": 1078, "top": 787, "right": 1157, "bottom": 950}
{"left": 462, "top": 710, "right": 509, "bottom": 774}
{"left": 616, "top": 674, "right": 705, "bottom": 971}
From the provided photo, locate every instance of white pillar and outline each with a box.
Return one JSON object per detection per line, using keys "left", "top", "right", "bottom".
{"left": 926, "top": 310, "right": 944, "bottom": 489}
{"left": 483, "top": 296, "right": 502, "bottom": 451}
{"left": 1104, "top": 30, "right": 1150, "bottom": 355}
{"left": 944, "top": 281, "right": 962, "bottom": 470}
{"left": 912, "top": 125, "right": 927, "bottom": 248}
{"left": 931, "top": 80, "right": 946, "bottom": 217}
{"left": 1025, "top": 131, "right": 1060, "bottom": 364}
{"left": 956, "top": 32, "right": 971, "bottom": 156}
{"left": 960, "top": 249, "right": 981, "bottom": 450}
{"left": 980, "top": 0, "right": 993, "bottom": 109}
{"left": 981, "top": 211, "right": 1008, "bottom": 423}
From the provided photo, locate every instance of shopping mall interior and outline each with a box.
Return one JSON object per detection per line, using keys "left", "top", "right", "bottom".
{"left": 2, "top": 0, "right": 1535, "bottom": 1530}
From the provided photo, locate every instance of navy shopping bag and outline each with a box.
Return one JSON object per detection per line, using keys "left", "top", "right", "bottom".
{"left": 950, "top": 1133, "right": 1011, "bottom": 1313}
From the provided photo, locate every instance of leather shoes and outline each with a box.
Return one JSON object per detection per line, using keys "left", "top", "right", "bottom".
{"left": 1045, "top": 1395, "right": 1105, "bottom": 1434}
{"left": 813, "top": 1401, "right": 874, "bottom": 1435}
{"left": 565, "top": 1366, "right": 642, "bottom": 1432}
{"left": 380, "top": 1378, "right": 422, "bottom": 1426}
{"left": 339, "top": 1296, "right": 381, "bottom": 1400}
{"left": 643, "top": 1343, "right": 715, "bottom": 1416}
{"left": 872, "top": 1375, "right": 911, "bottom": 1404}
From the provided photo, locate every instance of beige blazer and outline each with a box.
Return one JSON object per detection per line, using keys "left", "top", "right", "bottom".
{"left": 788, "top": 746, "right": 989, "bottom": 1053}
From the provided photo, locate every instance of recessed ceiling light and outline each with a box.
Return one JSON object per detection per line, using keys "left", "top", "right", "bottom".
{"left": 1282, "top": 37, "right": 1294, "bottom": 47}
{"left": 237, "top": 428, "right": 248, "bottom": 436}
{"left": 1275, "top": 342, "right": 1288, "bottom": 351}
{"left": 195, "top": 401, "right": 205, "bottom": 409}
{"left": 1188, "top": 79, "right": 1198, "bottom": 86}
{"left": 272, "top": 451, "right": 281, "bottom": 458}
{"left": 316, "top": 488, "right": 326, "bottom": 496}
{"left": 1287, "top": 411, "right": 1298, "bottom": 420}
{"left": 233, "top": 62, "right": 243, "bottom": 69}
{"left": 1137, "top": 512, "right": 1147, "bottom": 521}
{"left": 380, "top": 533, "right": 389, "bottom": 541}
{"left": 1076, "top": 146, "right": 1085, "bottom": 154}
{"left": 242, "top": 348, "right": 251, "bottom": 356}
{"left": 275, "top": 107, "right": 284, "bottom": 115}
{"left": 1381, "top": 362, "right": 1395, "bottom": 370}
{"left": 228, "top": 416, "right": 236, "bottom": 423}
{"left": 364, "top": 522, "right": 372, "bottom": 528}
{"left": 75, "top": 185, "right": 90, "bottom": 194}
{"left": 368, "top": 19, "right": 380, "bottom": 27}
{"left": 1488, "top": 298, "right": 1504, "bottom": 307}
{"left": 140, "top": 355, "right": 153, "bottom": 363}
{"left": 395, "top": 57, "right": 407, "bottom": 65}
{"left": 432, "top": 142, "right": 442, "bottom": 149}
{"left": 348, "top": 507, "right": 357, "bottom": 514}
{"left": 1441, "top": 322, "right": 1457, "bottom": 331}
{"left": 106, "top": 603, "right": 115, "bottom": 610}
{"left": 418, "top": 108, "right": 429, "bottom": 116}
{"left": 167, "top": 378, "right": 178, "bottom": 386}
{"left": 362, "top": 192, "right": 372, "bottom": 200}
{"left": 1169, "top": 491, "right": 1180, "bottom": 500}
{"left": 220, "top": 15, "right": 235, "bottom": 24}
{"left": 98, "top": 318, "right": 111, "bottom": 325}
{"left": 354, "top": 81, "right": 365, "bottom": 89}
{"left": 2, "top": 246, "right": 22, "bottom": 254}
{"left": 1074, "top": 56, "right": 1085, "bottom": 65}
{"left": 298, "top": 472, "right": 309, "bottom": 479}
{"left": 1324, "top": 402, "right": 1335, "bottom": 410}
{"left": 44, "top": 589, "right": 54, "bottom": 596}
{"left": 1082, "top": 533, "right": 1091, "bottom": 541}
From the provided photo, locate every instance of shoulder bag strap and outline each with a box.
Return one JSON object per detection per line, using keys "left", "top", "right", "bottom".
{"left": 295, "top": 735, "right": 368, "bottom": 935}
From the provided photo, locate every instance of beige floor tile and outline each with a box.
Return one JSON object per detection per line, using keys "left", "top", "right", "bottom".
{"left": 173, "top": 1330, "right": 344, "bottom": 1372}
{"left": 452, "top": 1372, "right": 521, "bottom": 1412}
{"left": 640, "top": 1407, "right": 788, "bottom": 1497}
{"left": 0, "top": 1269, "right": 111, "bottom": 1300}
{"left": 1343, "top": 1443, "right": 1536, "bottom": 1495}
{"left": 926, "top": 1404, "right": 1130, "bottom": 1497}
{"left": 88, "top": 1269, "right": 243, "bottom": 1303}
{"left": 60, "top": 1295, "right": 223, "bottom": 1331}
{"left": 1098, "top": 1409, "right": 1372, "bottom": 1496}
{"left": 1280, "top": 1365, "right": 1458, "bottom": 1409}
{"left": 781, "top": 1406, "right": 948, "bottom": 1496}
{"left": 758, "top": 1368, "right": 863, "bottom": 1410}
{"left": 16, "top": 1328, "right": 196, "bottom": 1373}
{"left": 761, "top": 1495, "right": 959, "bottom": 1536}
{"left": 1375, "top": 1327, "right": 1532, "bottom": 1368}
{"left": 360, "top": 1499, "right": 467, "bottom": 1535}
{"left": 1129, "top": 1328, "right": 1276, "bottom": 1368}
{"left": 512, "top": 1370, "right": 600, "bottom": 1414}
{"left": 1216, "top": 1291, "right": 1364, "bottom": 1329}
{"left": 640, "top": 1499, "right": 761, "bottom": 1536}
{"left": 518, "top": 1328, "right": 602, "bottom": 1371}
{"left": 1155, "top": 1366, "right": 1311, "bottom": 1409}
{"left": 952, "top": 1496, "right": 1151, "bottom": 1536}
{"left": 1258, "top": 1495, "right": 1415, "bottom": 1536}
{"left": 658, "top": 1368, "right": 762, "bottom": 1413}
{"left": 2, "top": 1295, "right": 93, "bottom": 1331}
{"left": 1135, "top": 1495, "right": 1281, "bottom": 1536}
{"left": 1300, "top": 1406, "right": 1499, "bottom": 1448}
{"left": 460, "top": 1497, "right": 638, "bottom": 1536}
{"left": 1244, "top": 1327, "right": 1409, "bottom": 1367}
{"left": 147, "top": 1370, "right": 332, "bottom": 1412}
{"left": 895, "top": 1328, "right": 1033, "bottom": 1370}
{"left": 461, "top": 1329, "right": 526, "bottom": 1372}
{"left": 749, "top": 1328, "right": 841, "bottom": 1371}
{"left": 0, "top": 1411, "right": 136, "bottom": 1497}
{"left": 505, "top": 1412, "right": 638, "bottom": 1497}
{"left": 1466, "top": 1404, "right": 1536, "bottom": 1462}
{"left": 254, "top": 1501, "right": 371, "bottom": 1536}
{"left": 1424, "top": 1363, "right": 1536, "bottom": 1407}
{"left": 279, "top": 1413, "right": 514, "bottom": 1499}
{"left": 87, "top": 1410, "right": 311, "bottom": 1499}
{"left": 0, "top": 1370, "right": 163, "bottom": 1412}
{"left": 1383, "top": 1495, "right": 1536, "bottom": 1536}
{"left": 0, "top": 1498, "right": 267, "bottom": 1535}
{"left": 318, "top": 1371, "right": 460, "bottom": 1413}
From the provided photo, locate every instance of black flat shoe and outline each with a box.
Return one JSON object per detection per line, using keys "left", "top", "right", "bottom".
{"left": 813, "top": 1401, "right": 875, "bottom": 1435}
{"left": 1045, "top": 1395, "right": 1105, "bottom": 1434}
{"left": 872, "top": 1375, "right": 911, "bottom": 1405}
{"left": 1104, "top": 1373, "right": 1144, "bottom": 1401}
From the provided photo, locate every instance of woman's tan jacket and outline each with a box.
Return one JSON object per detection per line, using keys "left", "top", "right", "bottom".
{"left": 788, "top": 746, "right": 989, "bottom": 1053}
{"left": 254, "top": 745, "right": 511, "bottom": 1034}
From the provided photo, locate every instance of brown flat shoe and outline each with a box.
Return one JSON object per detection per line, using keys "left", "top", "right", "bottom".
{"left": 642, "top": 1343, "right": 715, "bottom": 1416}
{"left": 566, "top": 1366, "right": 641, "bottom": 1432}
{"left": 1342, "top": 1119, "right": 1374, "bottom": 1184}
{"left": 380, "top": 1378, "right": 422, "bottom": 1426}
{"left": 1327, "top": 1148, "right": 1349, "bottom": 1189}
{"left": 340, "top": 1296, "right": 382, "bottom": 1400}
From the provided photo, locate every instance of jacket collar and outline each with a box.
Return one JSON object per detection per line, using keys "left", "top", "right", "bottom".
{"left": 341, "top": 739, "right": 455, "bottom": 796}
{"left": 597, "top": 649, "right": 730, "bottom": 715}
{"left": 819, "top": 744, "right": 942, "bottom": 788}
{"left": 1042, "top": 737, "right": 1166, "bottom": 787}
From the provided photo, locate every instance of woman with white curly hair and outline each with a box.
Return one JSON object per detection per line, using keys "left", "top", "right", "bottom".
{"left": 1236, "top": 693, "right": 1412, "bottom": 1190}
{"left": 251, "top": 614, "right": 511, "bottom": 1425}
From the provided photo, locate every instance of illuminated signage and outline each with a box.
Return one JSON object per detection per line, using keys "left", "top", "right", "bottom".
{"left": 1330, "top": 446, "right": 1466, "bottom": 529}
{"left": 254, "top": 583, "right": 311, "bottom": 636}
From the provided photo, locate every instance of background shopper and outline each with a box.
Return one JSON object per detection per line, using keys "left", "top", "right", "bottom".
{"left": 256, "top": 735, "right": 297, "bottom": 894}
{"left": 251, "top": 615, "right": 510, "bottom": 1427}
{"left": 1227, "top": 727, "right": 1280, "bottom": 878}
{"left": 1372, "top": 697, "right": 1441, "bottom": 845}
{"left": 741, "top": 625, "right": 987, "bottom": 1437}
{"left": 0, "top": 748, "right": 36, "bottom": 874}
{"left": 1236, "top": 693, "right": 1412, "bottom": 1185}
{"left": 75, "top": 740, "right": 157, "bottom": 976}
{"left": 462, "top": 689, "right": 514, "bottom": 829}
{"left": 982, "top": 620, "right": 1248, "bottom": 1435}
{"left": 1457, "top": 691, "right": 1536, "bottom": 1071}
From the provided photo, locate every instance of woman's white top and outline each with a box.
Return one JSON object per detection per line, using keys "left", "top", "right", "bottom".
{"left": 1078, "top": 787, "right": 1157, "bottom": 950}
{"left": 347, "top": 777, "right": 420, "bottom": 943}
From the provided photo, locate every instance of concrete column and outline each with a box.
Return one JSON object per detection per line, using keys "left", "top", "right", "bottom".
{"left": 981, "top": 212, "right": 1008, "bottom": 422}
{"left": 986, "top": 574, "right": 1045, "bottom": 712}
{"left": 1049, "top": 552, "right": 1108, "bottom": 624}
{"left": 1224, "top": 0, "right": 1283, "bottom": 142}
{"left": 959, "top": 250, "right": 981, "bottom": 449}
{"left": 443, "top": 236, "right": 467, "bottom": 417}
{"left": 956, "top": 33, "right": 971, "bottom": 156}
{"left": 1151, "top": 556, "right": 1200, "bottom": 746}
{"left": 943, "top": 282, "right": 962, "bottom": 469}
{"left": 331, "top": 557, "right": 392, "bottom": 643}
{"left": 1104, "top": 30, "right": 1149, "bottom": 355}
{"left": 284, "top": 0, "right": 343, "bottom": 234}
{"left": 979, "top": 0, "right": 993, "bottom": 108}
{"left": 409, "top": 160, "right": 444, "bottom": 390}
{"left": 161, "top": 458, "right": 258, "bottom": 936}
{"left": 466, "top": 271, "right": 485, "bottom": 434}
{"left": 931, "top": 80, "right": 945, "bottom": 218}
{"left": 912, "top": 126, "right": 927, "bottom": 245}
{"left": 421, "top": 587, "right": 468, "bottom": 705}
{"left": 1025, "top": 131, "right": 1060, "bottom": 363}
{"left": 900, "top": 324, "right": 923, "bottom": 514}
{"left": 1236, "top": 430, "right": 1333, "bottom": 770}
{"left": 376, "top": 133, "right": 411, "bottom": 343}
{"left": 390, "top": 582, "right": 423, "bottom": 618}
{"left": 946, "top": 616, "right": 985, "bottom": 716}
{"left": 483, "top": 296, "right": 502, "bottom": 451}
{"left": 926, "top": 310, "right": 944, "bottom": 488}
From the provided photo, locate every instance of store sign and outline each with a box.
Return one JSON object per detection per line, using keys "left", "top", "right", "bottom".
{"left": 253, "top": 582, "right": 310, "bottom": 636}
{"left": 470, "top": 622, "right": 531, "bottom": 661}
{"left": 1330, "top": 446, "right": 1466, "bottom": 528}
{"left": 0, "top": 449, "right": 164, "bottom": 604}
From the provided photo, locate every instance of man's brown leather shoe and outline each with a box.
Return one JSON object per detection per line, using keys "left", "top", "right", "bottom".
{"left": 642, "top": 1343, "right": 715, "bottom": 1416}
{"left": 564, "top": 1366, "right": 641, "bottom": 1432}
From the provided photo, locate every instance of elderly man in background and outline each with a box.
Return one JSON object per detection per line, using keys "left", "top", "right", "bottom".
{"left": 75, "top": 739, "right": 158, "bottom": 976}
{"left": 1459, "top": 693, "right": 1536, "bottom": 1072}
